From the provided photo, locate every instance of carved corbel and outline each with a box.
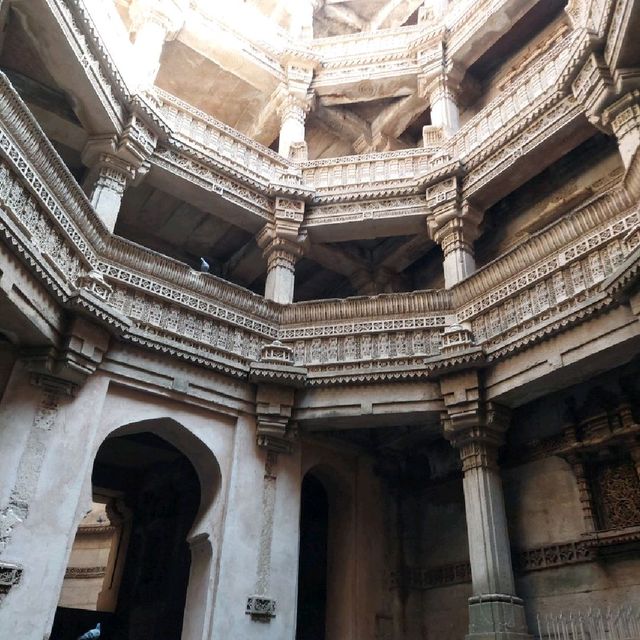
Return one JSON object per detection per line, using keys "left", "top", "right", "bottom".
{"left": 250, "top": 341, "right": 307, "bottom": 453}
{"left": 0, "top": 562, "right": 22, "bottom": 604}
{"left": 21, "top": 316, "right": 111, "bottom": 394}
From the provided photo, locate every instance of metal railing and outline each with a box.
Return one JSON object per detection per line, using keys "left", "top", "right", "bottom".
{"left": 537, "top": 607, "right": 640, "bottom": 640}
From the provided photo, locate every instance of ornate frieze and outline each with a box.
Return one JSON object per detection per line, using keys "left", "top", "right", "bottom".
{"left": 391, "top": 539, "right": 597, "bottom": 591}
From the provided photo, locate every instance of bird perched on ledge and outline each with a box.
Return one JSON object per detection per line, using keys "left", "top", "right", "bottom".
{"left": 77, "top": 622, "right": 101, "bottom": 639}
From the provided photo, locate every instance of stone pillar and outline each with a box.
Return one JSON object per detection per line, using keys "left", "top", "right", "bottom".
{"left": 82, "top": 119, "right": 157, "bottom": 232}
{"left": 428, "top": 75, "right": 460, "bottom": 138}
{"left": 257, "top": 198, "right": 306, "bottom": 305}
{"left": 434, "top": 217, "right": 478, "bottom": 288}
{"left": 245, "top": 341, "right": 307, "bottom": 623}
{"left": 441, "top": 373, "right": 530, "bottom": 640}
{"left": 82, "top": 159, "right": 130, "bottom": 233}
{"left": 128, "top": 0, "right": 186, "bottom": 89}
{"left": 603, "top": 91, "right": 640, "bottom": 197}
{"left": 427, "top": 178, "right": 482, "bottom": 288}
{"left": 278, "top": 93, "right": 313, "bottom": 160}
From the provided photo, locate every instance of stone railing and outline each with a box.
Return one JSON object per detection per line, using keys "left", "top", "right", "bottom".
{"left": 45, "top": 0, "right": 127, "bottom": 129}
{"left": 455, "top": 187, "right": 637, "bottom": 359}
{"left": 301, "top": 148, "right": 440, "bottom": 201}
{"left": 449, "top": 28, "right": 582, "bottom": 161}
{"left": 1, "top": 2, "right": 638, "bottom": 386}
{"left": 150, "top": 89, "right": 294, "bottom": 188}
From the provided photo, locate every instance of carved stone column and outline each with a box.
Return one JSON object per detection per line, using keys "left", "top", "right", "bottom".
{"left": 427, "top": 74, "right": 461, "bottom": 138}
{"left": 82, "top": 154, "right": 132, "bottom": 233}
{"left": 434, "top": 217, "right": 479, "bottom": 287}
{"left": 427, "top": 177, "right": 482, "bottom": 288}
{"left": 441, "top": 372, "right": 530, "bottom": 640}
{"left": 277, "top": 92, "right": 314, "bottom": 160}
{"left": 128, "top": 0, "right": 187, "bottom": 89}
{"left": 276, "top": 53, "right": 317, "bottom": 160}
{"left": 82, "top": 118, "right": 157, "bottom": 232}
{"left": 603, "top": 91, "right": 640, "bottom": 197}
{"left": 257, "top": 198, "right": 306, "bottom": 304}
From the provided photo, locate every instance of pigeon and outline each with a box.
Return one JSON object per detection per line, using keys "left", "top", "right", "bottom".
{"left": 77, "top": 622, "right": 101, "bottom": 639}
{"left": 199, "top": 257, "right": 210, "bottom": 273}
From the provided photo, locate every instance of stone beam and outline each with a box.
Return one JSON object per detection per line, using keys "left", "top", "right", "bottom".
{"left": 448, "top": 0, "right": 539, "bottom": 69}
{"left": 245, "top": 86, "right": 287, "bottom": 147}
{"left": 314, "top": 104, "right": 372, "bottom": 150}
{"left": 324, "top": 3, "right": 367, "bottom": 30}
{"left": 224, "top": 240, "right": 265, "bottom": 286}
{"left": 307, "top": 243, "right": 370, "bottom": 279}
{"left": 371, "top": 92, "right": 429, "bottom": 143}
{"left": 12, "top": 0, "right": 124, "bottom": 133}
{"left": 378, "top": 235, "right": 435, "bottom": 272}
{"left": 368, "top": 0, "right": 425, "bottom": 31}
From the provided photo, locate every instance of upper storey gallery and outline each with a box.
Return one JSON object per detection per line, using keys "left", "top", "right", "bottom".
{"left": 0, "top": 0, "right": 633, "bottom": 302}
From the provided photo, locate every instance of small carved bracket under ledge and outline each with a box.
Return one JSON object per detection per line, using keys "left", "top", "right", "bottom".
{"left": 246, "top": 595, "right": 277, "bottom": 621}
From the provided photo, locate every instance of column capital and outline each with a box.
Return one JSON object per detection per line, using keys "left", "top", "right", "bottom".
{"left": 443, "top": 403, "right": 511, "bottom": 472}
{"left": 257, "top": 198, "right": 307, "bottom": 254}
{"left": 602, "top": 90, "right": 640, "bottom": 138}
{"left": 277, "top": 90, "right": 315, "bottom": 122}
{"left": 129, "top": 0, "right": 187, "bottom": 39}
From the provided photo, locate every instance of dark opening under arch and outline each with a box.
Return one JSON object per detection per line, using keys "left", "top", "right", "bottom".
{"left": 296, "top": 472, "right": 329, "bottom": 640}
{"left": 52, "top": 431, "right": 201, "bottom": 640}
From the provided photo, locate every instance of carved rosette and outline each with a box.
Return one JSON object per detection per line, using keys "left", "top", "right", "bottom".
{"left": 246, "top": 595, "right": 276, "bottom": 620}
{"left": 0, "top": 562, "right": 22, "bottom": 603}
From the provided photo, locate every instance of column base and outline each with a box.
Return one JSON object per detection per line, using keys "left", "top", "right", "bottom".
{"left": 467, "top": 594, "right": 531, "bottom": 640}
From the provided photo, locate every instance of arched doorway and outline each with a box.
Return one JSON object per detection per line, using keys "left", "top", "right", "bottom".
{"left": 296, "top": 472, "right": 329, "bottom": 640}
{"left": 51, "top": 431, "right": 201, "bottom": 640}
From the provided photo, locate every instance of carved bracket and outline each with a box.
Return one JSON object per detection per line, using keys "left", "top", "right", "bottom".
{"left": 246, "top": 595, "right": 277, "bottom": 621}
